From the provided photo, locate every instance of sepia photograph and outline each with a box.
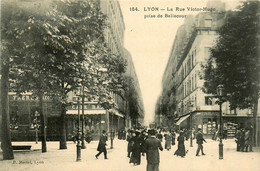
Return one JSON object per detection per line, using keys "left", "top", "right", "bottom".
{"left": 0, "top": 0, "right": 259, "bottom": 170}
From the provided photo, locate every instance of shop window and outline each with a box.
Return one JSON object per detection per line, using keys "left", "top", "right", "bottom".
{"left": 226, "top": 122, "right": 238, "bottom": 137}
{"left": 10, "top": 106, "right": 19, "bottom": 130}
{"left": 202, "top": 118, "right": 208, "bottom": 134}
{"left": 30, "top": 107, "right": 41, "bottom": 130}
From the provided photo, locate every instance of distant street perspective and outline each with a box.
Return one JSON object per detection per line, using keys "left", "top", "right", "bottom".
{"left": 0, "top": 0, "right": 260, "bottom": 171}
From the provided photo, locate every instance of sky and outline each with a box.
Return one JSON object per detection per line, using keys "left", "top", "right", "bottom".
{"left": 119, "top": 0, "right": 241, "bottom": 125}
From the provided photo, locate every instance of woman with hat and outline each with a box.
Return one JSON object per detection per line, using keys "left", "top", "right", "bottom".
{"left": 174, "top": 130, "right": 186, "bottom": 158}
{"left": 164, "top": 130, "right": 172, "bottom": 151}
{"left": 129, "top": 130, "right": 142, "bottom": 165}
{"left": 127, "top": 129, "right": 134, "bottom": 158}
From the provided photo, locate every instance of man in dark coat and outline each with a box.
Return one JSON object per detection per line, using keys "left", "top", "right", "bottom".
{"left": 141, "top": 130, "right": 148, "bottom": 156}
{"left": 171, "top": 131, "right": 176, "bottom": 145}
{"left": 95, "top": 130, "right": 108, "bottom": 159}
{"left": 130, "top": 131, "right": 142, "bottom": 165}
{"left": 196, "top": 128, "right": 207, "bottom": 156}
{"left": 235, "top": 129, "right": 242, "bottom": 151}
{"left": 127, "top": 130, "right": 134, "bottom": 158}
{"left": 240, "top": 128, "right": 246, "bottom": 152}
{"left": 248, "top": 125, "right": 253, "bottom": 152}
{"left": 144, "top": 129, "right": 163, "bottom": 171}
{"left": 156, "top": 131, "right": 163, "bottom": 142}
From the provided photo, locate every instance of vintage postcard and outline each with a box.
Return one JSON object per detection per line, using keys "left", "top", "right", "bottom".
{"left": 0, "top": 0, "right": 259, "bottom": 170}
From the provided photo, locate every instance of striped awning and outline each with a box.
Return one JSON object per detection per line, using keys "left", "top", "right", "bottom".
{"left": 66, "top": 109, "right": 106, "bottom": 115}
{"left": 109, "top": 109, "right": 124, "bottom": 118}
{"left": 175, "top": 114, "right": 190, "bottom": 125}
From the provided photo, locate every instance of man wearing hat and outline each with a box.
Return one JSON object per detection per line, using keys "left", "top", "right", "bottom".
{"left": 144, "top": 129, "right": 163, "bottom": 171}
{"left": 196, "top": 128, "right": 207, "bottom": 156}
{"left": 95, "top": 130, "right": 108, "bottom": 159}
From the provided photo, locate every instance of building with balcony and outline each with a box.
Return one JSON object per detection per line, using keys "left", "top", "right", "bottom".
{"left": 160, "top": 1, "right": 255, "bottom": 137}
{"left": 65, "top": 0, "right": 144, "bottom": 137}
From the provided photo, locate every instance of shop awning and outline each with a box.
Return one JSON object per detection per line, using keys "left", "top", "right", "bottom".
{"left": 175, "top": 114, "right": 190, "bottom": 125}
{"left": 109, "top": 109, "right": 125, "bottom": 118}
{"left": 67, "top": 109, "right": 106, "bottom": 115}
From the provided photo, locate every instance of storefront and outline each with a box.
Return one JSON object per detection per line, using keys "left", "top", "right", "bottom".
{"left": 192, "top": 111, "right": 219, "bottom": 137}
{"left": 176, "top": 111, "right": 219, "bottom": 137}
{"left": 8, "top": 93, "right": 59, "bottom": 141}
{"left": 223, "top": 115, "right": 253, "bottom": 137}
{"left": 66, "top": 109, "right": 125, "bottom": 140}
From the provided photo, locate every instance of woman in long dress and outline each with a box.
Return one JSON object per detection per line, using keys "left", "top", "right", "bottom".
{"left": 164, "top": 131, "right": 172, "bottom": 151}
{"left": 174, "top": 131, "right": 186, "bottom": 157}
{"left": 129, "top": 131, "right": 142, "bottom": 165}
{"left": 127, "top": 130, "right": 134, "bottom": 157}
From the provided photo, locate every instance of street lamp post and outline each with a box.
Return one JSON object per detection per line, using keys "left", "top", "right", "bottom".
{"left": 76, "top": 96, "right": 81, "bottom": 162}
{"left": 189, "top": 100, "right": 194, "bottom": 147}
{"left": 190, "top": 112, "right": 193, "bottom": 147}
{"left": 110, "top": 113, "right": 114, "bottom": 149}
{"left": 81, "top": 86, "right": 86, "bottom": 149}
{"left": 217, "top": 85, "right": 224, "bottom": 160}
{"left": 35, "top": 111, "right": 40, "bottom": 144}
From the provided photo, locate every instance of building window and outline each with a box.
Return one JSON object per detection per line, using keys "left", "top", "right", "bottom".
{"left": 205, "top": 96, "right": 213, "bottom": 105}
{"left": 183, "top": 84, "right": 185, "bottom": 97}
{"left": 191, "top": 53, "right": 194, "bottom": 67}
{"left": 189, "top": 79, "right": 192, "bottom": 93}
{"left": 191, "top": 77, "right": 194, "bottom": 90}
{"left": 194, "top": 48, "right": 197, "bottom": 65}
{"left": 184, "top": 83, "right": 186, "bottom": 96}
{"left": 195, "top": 74, "right": 197, "bottom": 88}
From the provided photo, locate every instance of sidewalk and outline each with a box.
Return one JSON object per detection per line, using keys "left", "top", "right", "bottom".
{"left": 0, "top": 138, "right": 259, "bottom": 171}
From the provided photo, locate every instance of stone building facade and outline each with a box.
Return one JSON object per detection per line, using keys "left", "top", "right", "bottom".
{"left": 160, "top": 1, "right": 257, "bottom": 137}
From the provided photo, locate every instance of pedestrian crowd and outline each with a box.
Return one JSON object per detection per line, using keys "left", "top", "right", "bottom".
{"left": 124, "top": 127, "right": 206, "bottom": 171}
{"left": 235, "top": 126, "right": 253, "bottom": 152}
{"left": 94, "top": 126, "right": 253, "bottom": 171}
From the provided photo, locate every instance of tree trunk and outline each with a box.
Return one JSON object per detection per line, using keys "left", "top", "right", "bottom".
{"left": 59, "top": 103, "right": 67, "bottom": 149}
{"left": 39, "top": 93, "right": 47, "bottom": 153}
{"left": 0, "top": 55, "right": 14, "bottom": 160}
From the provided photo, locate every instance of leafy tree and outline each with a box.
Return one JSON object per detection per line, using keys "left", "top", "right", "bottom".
{"left": 8, "top": 3, "right": 59, "bottom": 152}
{"left": 0, "top": 1, "right": 30, "bottom": 159}
{"left": 47, "top": 0, "right": 109, "bottom": 149}
{"left": 5, "top": 0, "right": 127, "bottom": 152}
{"left": 203, "top": 1, "right": 260, "bottom": 144}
